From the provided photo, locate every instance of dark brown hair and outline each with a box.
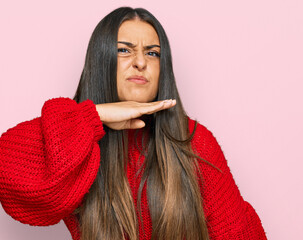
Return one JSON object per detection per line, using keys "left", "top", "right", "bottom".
{"left": 74, "top": 6, "right": 210, "bottom": 240}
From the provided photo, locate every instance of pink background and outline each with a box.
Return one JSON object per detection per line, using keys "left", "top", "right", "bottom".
{"left": 1, "top": 0, "right": 302, "bottom": 239}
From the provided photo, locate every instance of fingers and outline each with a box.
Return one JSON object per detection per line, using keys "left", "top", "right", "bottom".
{"left": 162, "top": 99, "right": 176, "bottom": 109}
{"left": 142, "top": 99, "right": 176, "bottom": 115}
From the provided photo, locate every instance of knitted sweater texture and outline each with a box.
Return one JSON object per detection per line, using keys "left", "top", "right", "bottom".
{"left": 0, "top": 98, "right": 267, "bottom": 239}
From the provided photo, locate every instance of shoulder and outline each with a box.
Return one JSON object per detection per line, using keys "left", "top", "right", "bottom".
{"left": 187, "top": 117, "right": 227, "bottom": 171}
{"left": 187, "top": 118, "right": 235, "bottom": 204}
{"left": 188, "top": 117, "right": 216, "bottom": 146}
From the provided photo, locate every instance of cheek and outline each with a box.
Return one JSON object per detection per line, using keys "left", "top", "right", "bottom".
{"left": 150, "top": 69, "right": 160, "bottom": 100}
{"left": 117, "top": 58, "right": 132, "bottom": 76}
{"left": 151, "top": 62, "right": 160, "bottom": 84}
{"left": 153, "top": 80, "right": 160, "bottom": 97}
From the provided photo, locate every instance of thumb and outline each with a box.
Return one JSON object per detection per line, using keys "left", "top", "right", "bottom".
{"left": 128, "top": 119, "right": 146, "bottom": 129}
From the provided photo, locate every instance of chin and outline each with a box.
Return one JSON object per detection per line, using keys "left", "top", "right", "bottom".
{"left": 120, "top": 94, "right": 156, "bottom": 103}
{"left": 128, "top": 98, "right": 150, "bottom": 103}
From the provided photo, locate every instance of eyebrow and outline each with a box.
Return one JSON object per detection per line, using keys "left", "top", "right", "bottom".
{"left": 117, "top": 41, "right": 161, "bottom": 50}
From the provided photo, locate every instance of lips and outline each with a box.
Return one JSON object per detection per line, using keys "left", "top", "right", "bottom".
{"left": 127, "top": 75, "right": 148, "bottom": 85}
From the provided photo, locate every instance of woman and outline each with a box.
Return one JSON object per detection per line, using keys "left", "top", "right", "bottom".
{"left": 0, "top": 7, "right": 266, "bottom": 240}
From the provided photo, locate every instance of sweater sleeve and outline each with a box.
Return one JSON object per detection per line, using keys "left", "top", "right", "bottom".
{"left": 0, "top": 97, "right": 105, "bottom": 226}
{"left": 189, "top": 120, "right": 267, "bottom": 239}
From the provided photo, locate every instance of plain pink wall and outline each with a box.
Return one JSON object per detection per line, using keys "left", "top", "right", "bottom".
{"left": 1, "top": 0, "right": 302, "bottom": 239}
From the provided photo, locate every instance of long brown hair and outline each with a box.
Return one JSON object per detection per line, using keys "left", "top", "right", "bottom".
{"left": 74, "top": 7, "right": 210, "bottom": 240}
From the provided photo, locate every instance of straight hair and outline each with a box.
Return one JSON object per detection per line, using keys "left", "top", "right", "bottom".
{"left": 73, "top": 7, "right": 210, "bottom": 240}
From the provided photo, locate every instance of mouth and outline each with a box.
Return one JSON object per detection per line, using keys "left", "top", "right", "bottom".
{"left": 127, "top": 75, "right": 148, "bottom": 85}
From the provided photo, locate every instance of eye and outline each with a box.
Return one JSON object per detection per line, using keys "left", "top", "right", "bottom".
{"left": 117, "top": 48, "right": 130, "bottom": 53}
{"left": 147, "top": 51, "right": 160, "bottom": 57}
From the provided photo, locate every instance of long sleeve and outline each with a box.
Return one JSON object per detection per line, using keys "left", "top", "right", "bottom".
{"left": 189, "top": 120, "right": 267, "bottom": 239}
{"left": 0, "top": 97, "right": 105, "bottom": 226}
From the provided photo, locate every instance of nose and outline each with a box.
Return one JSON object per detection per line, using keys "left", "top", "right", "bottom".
{"left": 132, "top": 52, "right": 147, "bottom": 71}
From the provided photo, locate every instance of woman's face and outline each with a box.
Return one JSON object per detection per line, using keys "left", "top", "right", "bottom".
{"left": 116, "top": 19, "right": 161, "bottom": 103}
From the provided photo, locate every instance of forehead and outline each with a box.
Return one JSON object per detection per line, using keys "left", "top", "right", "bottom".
{"left": 117, "top": 19, "right": 160, "bottom": 45}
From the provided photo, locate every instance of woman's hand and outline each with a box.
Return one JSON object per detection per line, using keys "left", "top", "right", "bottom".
{"left": 95, "top": 99, "right": 176, "bottom": 130}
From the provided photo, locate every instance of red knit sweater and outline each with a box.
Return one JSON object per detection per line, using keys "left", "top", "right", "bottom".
{"left": 0, "top": 98, "right": 267, "bottom": 239}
